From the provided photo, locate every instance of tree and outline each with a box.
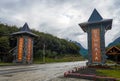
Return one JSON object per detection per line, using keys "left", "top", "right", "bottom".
{"left": 0, "top": 23, "right": 81, "bottom": 62}
{"left": 0, "top": 37, "right": 10, "bottom": 53}
{"left": 0, "top": 36, "right": 10, "bottom": 62}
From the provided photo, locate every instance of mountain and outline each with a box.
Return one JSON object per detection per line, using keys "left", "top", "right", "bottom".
{"left": 108, "top": 37, "right": 120, "bottom": 47}
{"left": 69, "top": 36, "right": 120, "bottom": 59}
{"left": 75, "top": 42, "right": 88, "bottom": 59}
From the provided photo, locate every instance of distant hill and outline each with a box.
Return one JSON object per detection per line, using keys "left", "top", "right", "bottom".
{"left": 74, "top": 42, "right": 88, "bottom": 59}
{"left": 108, "top": 37, "right": 120, "bottom": 47}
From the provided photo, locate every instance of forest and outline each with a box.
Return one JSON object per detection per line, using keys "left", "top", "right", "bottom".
{"left": 0, "top": 23, "right": 81, "bottom": 62}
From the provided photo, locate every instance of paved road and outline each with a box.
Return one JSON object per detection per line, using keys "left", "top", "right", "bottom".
{"left": 0, "top": 61, "right": 90, "bottom": 81}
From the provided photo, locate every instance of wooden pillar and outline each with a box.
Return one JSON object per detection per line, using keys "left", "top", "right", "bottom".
{"left": 15, "top": 36, "right": 33, "bottom": 64}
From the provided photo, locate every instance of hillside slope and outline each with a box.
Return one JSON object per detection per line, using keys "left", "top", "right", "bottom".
{"left": 108, "top": 37, "right": 120, "bottom": 47}
{"left": 0, "top": 23, "right": 80, "bottom": 62}
{"left": 75, "top": 42, "right": 88, "bottom": 59}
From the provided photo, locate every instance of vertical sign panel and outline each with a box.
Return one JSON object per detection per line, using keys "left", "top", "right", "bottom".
{"left": 27, "top": 37, "right": 32, "bottom": 62}
{"left": 18, "top": 37, "right": 24, "bottom": 61}
{"left": 92, "top": 28, "right": 101, "bottom": 63}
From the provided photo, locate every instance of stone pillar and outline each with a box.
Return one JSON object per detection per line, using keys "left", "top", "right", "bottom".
{"left": 79, "top": 9, "right": 112, "bottom": 66}
{"left": 11, "top": 23, "right": 37, "bottom": 64}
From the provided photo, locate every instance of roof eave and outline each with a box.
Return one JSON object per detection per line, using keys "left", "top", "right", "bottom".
{"left": 11, "top": 31, "right": 38, "bottom": 37}
{"left": 79, "top": 19, "right": 113, "bottom": 32}
{"left": 79, "top": 23, "right": 87, "bottom": 32}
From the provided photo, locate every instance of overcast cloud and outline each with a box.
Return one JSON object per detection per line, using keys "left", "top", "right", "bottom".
{"left": 0, "top": 0, "right": 120, "bottom": 48}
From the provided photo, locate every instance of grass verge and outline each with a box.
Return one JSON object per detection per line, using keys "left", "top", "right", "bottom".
{"left": 96, "top": 67, "right": 120, "bottom": 81}
{"left": 0, "top": 55, "right": 85, "bottom": 65}
{"left": 0, "top": 62, "right": 14, "bottom": 66}
{"left": 33, "top": 55, "right": 85, "bottom": 64}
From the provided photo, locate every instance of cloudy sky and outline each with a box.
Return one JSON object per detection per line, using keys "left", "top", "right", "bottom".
{"left": 0, "top": 0, "right": 120, "bottom": 48}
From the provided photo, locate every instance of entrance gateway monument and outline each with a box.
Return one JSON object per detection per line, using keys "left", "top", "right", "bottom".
{"left": 79, "top": 9, "right": 113, "bottom": 66}
{"left": 11, "top": 23, "right": 37, "bottom": 64}
{"left": 64, "top": 9, "right": 115, "bottom": 80}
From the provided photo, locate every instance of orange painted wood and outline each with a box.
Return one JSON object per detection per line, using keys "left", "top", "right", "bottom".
{"left": 27, "top": 37, "right": 32, "bottom": 62}
{"left": 18, "top": 37, "right": 24, "bottom": 61}
{"left": 91, "top": 28, "right": 101, "bottom": 63}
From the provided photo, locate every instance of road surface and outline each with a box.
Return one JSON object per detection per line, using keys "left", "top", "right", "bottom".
{"left": 0, "top": 61, "right": 90, "bottom": 81}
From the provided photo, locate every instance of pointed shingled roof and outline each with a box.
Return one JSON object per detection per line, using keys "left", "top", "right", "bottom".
{"left": 20, "top": 23, "right": 30, "bottom": 32}
{"left": 88, "top": 9, "right": 103, "bottom": 22}
{"left": 11, "top": 23, "right": 37, "bottom": 37}
{"left": 79, "top": 9, "right": 113, "bottom": 32}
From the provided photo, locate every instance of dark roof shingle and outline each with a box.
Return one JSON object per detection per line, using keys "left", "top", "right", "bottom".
{"left": 79, "top": 9, "right": 113, "bottom": 32}
{"left": 11, "top": 23, "right": 37, "bottom": 37}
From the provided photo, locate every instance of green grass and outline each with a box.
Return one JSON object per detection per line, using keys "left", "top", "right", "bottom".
{"left": 96, "top": 61, "right": 120, "bottom": 81}
{"left": 106, "top": 60, "right": 116, "bottom": 64}
{"left": 110, "top": 65, "right": 120, "bottom": 70}
{"left": 0, "top": 55, "right": 85, "bottom": 65}
{"left": 96, "top": 69, "right": 120, "bottom": 81}
{"left": 0, "top": 62, "right": 14, "bottom": 66}
{"left": 33, "top": 55, "right": 85, "bottom": 64}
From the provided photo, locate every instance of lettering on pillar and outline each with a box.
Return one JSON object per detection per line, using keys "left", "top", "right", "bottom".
{"left": 92, "top": 28, "right": 101, "bottom": 63}
{"left": 27, "top": 37, "right": 32, "bottom": 62}
{"left": 18, "top": 37, "right": 24, "bottom": 61}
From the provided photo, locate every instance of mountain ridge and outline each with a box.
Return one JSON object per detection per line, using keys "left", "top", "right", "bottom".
{"left": 73, "top": 41, "right": 88, "bottom": 59}
{"left": 107, "top": 37, "right": 120, "bottom": 47}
